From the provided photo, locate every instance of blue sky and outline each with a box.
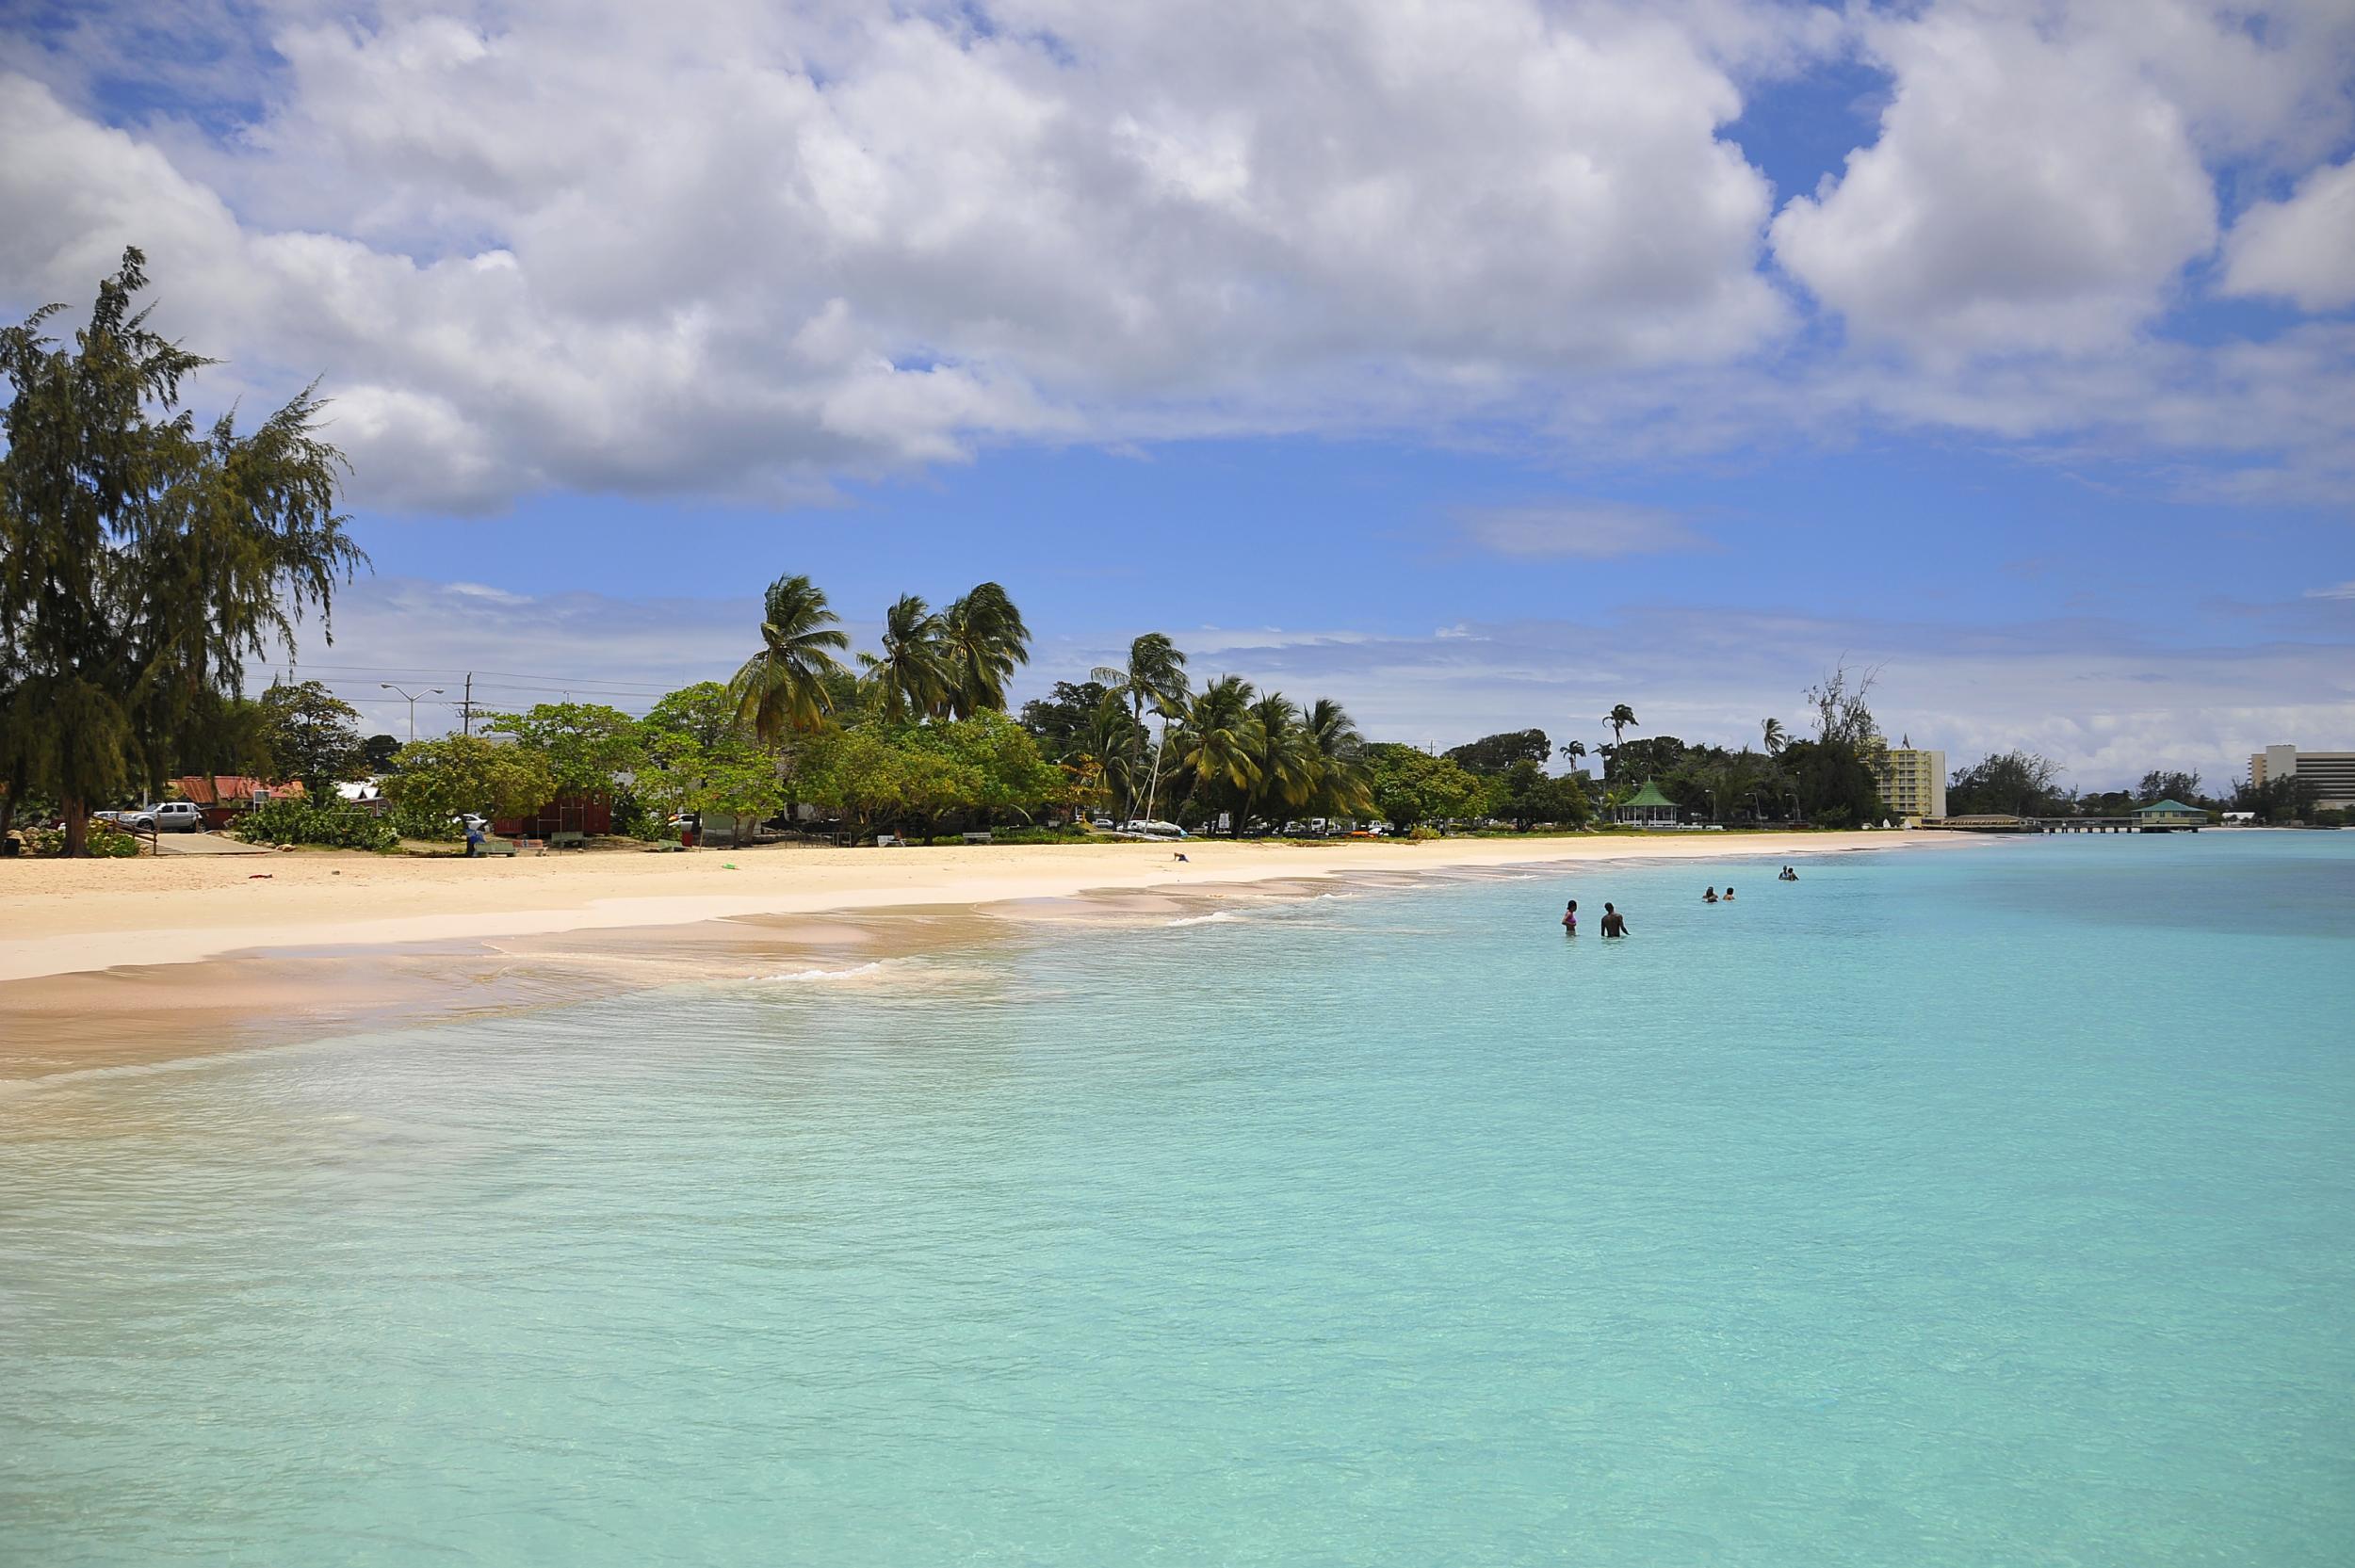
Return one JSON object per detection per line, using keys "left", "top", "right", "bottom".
{"left": 3, "top": 0, "right": 2352, "bottom": 786}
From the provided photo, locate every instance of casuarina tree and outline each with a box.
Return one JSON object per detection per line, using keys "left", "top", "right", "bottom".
{"left": 0, "top": 249, "right": 365, "bottom": 854}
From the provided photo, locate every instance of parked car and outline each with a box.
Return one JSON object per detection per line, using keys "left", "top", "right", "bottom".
{"left": 112, "top": 801, "right": 203, "bottom": 832}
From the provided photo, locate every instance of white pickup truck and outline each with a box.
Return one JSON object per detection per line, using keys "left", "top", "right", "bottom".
{"left": 100, "top": 801, "right": 204, "bottom": 832}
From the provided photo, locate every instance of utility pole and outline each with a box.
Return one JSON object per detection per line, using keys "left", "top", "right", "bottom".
{"left": 380, "top": 683, "right": 444, "bottom": 744}
{"left": 461, "top": 671, "right": 475, "bottom": 736}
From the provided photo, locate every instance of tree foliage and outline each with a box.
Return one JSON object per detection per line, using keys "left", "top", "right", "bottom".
{"left": 382, "top": 735, "right": 555, "bottom": 828}
{"left": 483, "top": 702, "right": 644, "bottom": 796}
{"left": 255, "top": 679, "right": 365, "bottom": 792}
{"left": 1443, "top": 728, "right": 1550, "bottom": 775}
{"left": 0, "top": 249, "right": 365, "bottom": 852}
{"left": 1363, "top": 743, "right": 1484, "bottom": 832}
{"left": 1947, "top": 750, "right": 2070, "bottom": 817}
{"left": 731, "top": 574, "right": 850, "bottom": 744}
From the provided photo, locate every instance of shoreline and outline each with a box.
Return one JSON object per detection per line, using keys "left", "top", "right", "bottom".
{"left": 0, "top": 830, "right": 1968, "bottom": 986}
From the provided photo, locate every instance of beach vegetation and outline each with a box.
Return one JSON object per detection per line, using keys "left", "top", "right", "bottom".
{"left": 1363, "top": 743, "right": 1484, "bottom": 833}
{"left": 382, "top": 735, "right": 556, "bottom": 832}
{"left": 231, "top": 795, "right": 398, "bottom": 851}
{"left": 0, "top": 249, "right": 365, "bottom": 854}
{"left": 1484, "top": 758, "right": 1593, "bottom": 830}
{"left": 1443, "top": 729, "right": 1551, "bottom": 774}
{"left": 1947, "top": 750, "right": 2069, "bottom": 817}
{"left": 254, "top": 679, "right": 367, "bottom": 795}
{"left": 482, "top": 702, "right": 645, "bottom": 797}
{"left": 637, "top": 684, "right": 785, "bottom": 838}
{"left": 731, "top": 574, "right": 852, "bottom": 745}
{"left": 938, "top": 582, "right": 1032, "bottom": 719}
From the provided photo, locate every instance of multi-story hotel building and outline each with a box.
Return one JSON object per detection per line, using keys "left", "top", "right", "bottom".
{"left": 2249, "top": 746, "right": 2355, "bottom": 810}
{"left": 1869, "top": 743, "right": 1947, "bottom": 822}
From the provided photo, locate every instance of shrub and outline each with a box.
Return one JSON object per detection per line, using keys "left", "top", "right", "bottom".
{"left": 231, "top": 798, "right": 398, "bottom": 851}
{"left": 389, "top": 803, "right": 463, "bottom": 842}
{"left": 22, "top": 821, "right": 140, "bottom": 856}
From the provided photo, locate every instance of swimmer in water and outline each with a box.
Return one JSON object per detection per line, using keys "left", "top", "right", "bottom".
{"left": 1703, "top": 886, "right": 1718, "bottom": 903}
{"left": 1561, "top": 898, "right": 1578, "bottom": 934}
{"left": 1722, "top": 885, "right": 1734, "bottom": 901}
{"left": 1779, "top": 865, "right": 1797, "bottom": 881}
{"left": 1600, "top": 902, "right": 1629, "bottom": 938}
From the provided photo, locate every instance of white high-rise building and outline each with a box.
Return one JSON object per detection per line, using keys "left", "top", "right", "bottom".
{"left": 2249, "top": 746, "right": 2355, "bottom": 810}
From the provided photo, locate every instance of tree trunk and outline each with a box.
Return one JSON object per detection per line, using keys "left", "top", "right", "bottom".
{"left": 63, "top": 797, "right": 89, "bottom": 858}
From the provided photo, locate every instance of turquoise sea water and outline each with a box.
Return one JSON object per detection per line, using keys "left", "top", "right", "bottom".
{"left": 4, "top": 832, "right": 2353, "bottom": 1565}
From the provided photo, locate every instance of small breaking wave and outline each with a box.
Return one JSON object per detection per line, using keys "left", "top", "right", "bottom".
{"left": 1166, "top": 911, "right": 1243, "bottom": 927}
{"left": 757, "top": 961, "right": 893, "bottom": 983}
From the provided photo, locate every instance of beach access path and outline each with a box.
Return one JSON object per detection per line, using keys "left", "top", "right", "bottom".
{"left": 0, "top": 831, "right": 1968, "bottom": 985}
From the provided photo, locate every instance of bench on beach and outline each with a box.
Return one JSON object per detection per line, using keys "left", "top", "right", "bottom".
{"left": 875, "top": 832, "right": 903, "bottom": 848}
{"left": 549, "top": 831, "right": 587, "bottom": 849}
{"left": 962, "top": 830, "right": 993, "bottom": 845}
{"left": 475, "top": 835, "right": 518, "bottom": 858}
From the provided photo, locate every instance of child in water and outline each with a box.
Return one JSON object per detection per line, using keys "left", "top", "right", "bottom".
{"left": 1561, "top": 898, "right": 1578, "bottom": 934}
{"left": 1722, "top": 885, "right": 1734, "bottom": 901}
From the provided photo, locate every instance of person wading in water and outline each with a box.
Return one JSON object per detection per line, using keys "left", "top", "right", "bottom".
{"left": 1600, "top": 903, "right": 1630, "bottom": 938}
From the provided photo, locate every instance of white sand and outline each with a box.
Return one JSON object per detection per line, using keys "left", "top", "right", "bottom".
{"left": 0, "top": 831, "right": 1970, "bottom": 984}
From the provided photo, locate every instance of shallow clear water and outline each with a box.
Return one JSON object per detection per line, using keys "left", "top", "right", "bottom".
{"left": 5, "top": 833, "right": 2353, "bottom": 1565}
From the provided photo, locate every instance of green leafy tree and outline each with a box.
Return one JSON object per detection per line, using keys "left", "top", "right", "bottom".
{"left": 1602, "top": 734, "right": 1690, "bottom": 787}
{"left": 2136, "top": 768, "right": 2203, "bottom": 805}
{"left": 1486, "top": 759, "right": 1593, "bottom": 830}
{"left": 906, "top": 711, "right": 1064, "bottom": 823}
{"left": 0, "top": 249, "right": 365, "bottom": 853}
{"left": 1363, "top": 743, "right": 1484, "bottom": 832}
{"left": 382, "top": 735, "right": 555, "bottom": 832}
{"left": 1947, "top": 751, "right": 2069, "bottom": 816}
{"left": 731, "top": 574, "right": 850, "bottom": 744}
{"left": 1443, "top": 729, "right": 1551, "bottom": 775}
{"left": 939, "top": 581, "right": 1031, "bottom": 719}
{"left": 362, "top": 733, "right": 402, "bottom": 771}
{"left": 1778, "top": 737, "right": 1883, "bottom": 827}
{"left": 638, "top": 682, "right": 785, "bottom": 839}
{"left": 255, "top": 679, "right": 366, "bottom": 793}
{"left": 483, "top": 702, "right": 644, "bottom": 796}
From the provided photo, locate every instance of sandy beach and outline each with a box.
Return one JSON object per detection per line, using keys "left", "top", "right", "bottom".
{"left": 0, "top": 831, "right": 1974, "bottom": 1080}
{"left": 0, "top": 830, "right": 1966, "bottom": 985}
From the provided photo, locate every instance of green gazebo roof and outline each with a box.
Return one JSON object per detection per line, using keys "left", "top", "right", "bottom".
{"left": 2136, "top": 799, "right": 2200, "bottom": 815}
{"left": 1622, "top": 779, "right": 1678, "bottom": 809}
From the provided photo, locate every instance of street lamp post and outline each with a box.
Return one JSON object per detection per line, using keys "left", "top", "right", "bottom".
{"left": 380, "top": 683, "right": 445, "bottom": 744}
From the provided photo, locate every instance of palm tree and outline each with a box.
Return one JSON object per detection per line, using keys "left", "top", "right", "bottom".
{"left": 1074, "top": 692, "right": 1146, "bottom": 817}
{"left": 1238, "top": 691, "right": 1313, "bottom": 835}
{"left": 1558, "top": 739, "right": 1588, "bottom": 770}
{"left": 1178, "top": 674, "right": 1262, "bottom": 827}
{"left": 939, "top": 582, "right": 1031, "bottom": 719}
{"left": 1092, "top": 632, "right": 1191, "bottom": 820}
{"left": 1604, "top": 703, "right": 1638, "bottom": 749}
{"left": 731, "top": 574, "right": 851, "bottom": 744}
{"left": 1092, "top": 632, "right": 1191, "bottom": 727}
{"left": 1301, "top": 697, "right": 1373, "bottom": 819}
{"left": 856, "top": 594, "right": 952, "bottom": 721}
{"left": 1762, "top": 718, "right": 1787, "bottom": 755}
